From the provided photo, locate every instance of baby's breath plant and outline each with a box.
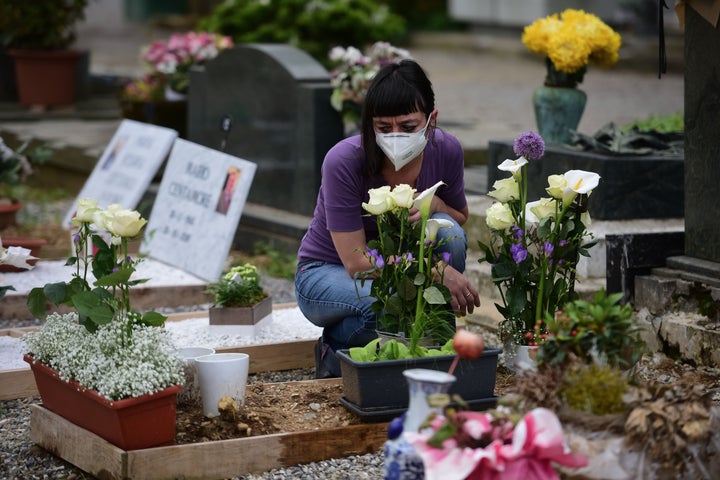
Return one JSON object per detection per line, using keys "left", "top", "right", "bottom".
{"left": 24, "top": 312, "right": 183, "bottom": 401}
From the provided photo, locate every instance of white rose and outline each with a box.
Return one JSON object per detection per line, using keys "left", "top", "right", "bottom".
{"left": 105, "top": 209, "right": 147, "bottom": 238}
{"left": 487, "top": 177, "right": 519, "bottom": 203}
{"left": 485, "top": 202, "right": 514, "bottom": 231}
{"left": 362, "top": 186, "right": 394, "bottom": 215}
{"left": 546, "top": 175, "right": 567, "bottom": 200}
{"left": 390, "top": 184, "right": 416, "bottom": 209}
{"left": 72, "top": 198, "right": 100, "bottom": 226}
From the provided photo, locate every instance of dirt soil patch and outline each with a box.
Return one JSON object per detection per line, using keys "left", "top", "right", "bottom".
{"left": 175, "top": 380, "right": 362, "bottom": 444}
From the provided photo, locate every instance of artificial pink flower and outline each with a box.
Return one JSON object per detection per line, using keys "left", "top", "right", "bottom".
{"left": 408, "top": 408, "right": 587, "bottom": 480}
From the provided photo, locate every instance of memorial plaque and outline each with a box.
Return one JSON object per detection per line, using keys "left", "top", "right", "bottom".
{"left": 63, "top": 119, "right": 178, "bottom": 227}
{"left": 141, "top": 139, "right": 257, "bottom": 282}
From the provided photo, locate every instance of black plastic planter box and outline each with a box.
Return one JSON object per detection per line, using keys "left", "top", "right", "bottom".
{"left": 337, "top": 347, "right": 501, "bottom": 415}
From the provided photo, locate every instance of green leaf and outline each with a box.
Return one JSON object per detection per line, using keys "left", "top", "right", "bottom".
{"left": 141, "top": 311, "right": 167, "bottom": 327}
{"left": 26, "top": 287, "right": 48, "bottom": 318}
{"left": 423, "top": 286, "right": 446, "bottom": 305}
{"left": 71, "top": 291, "right": 115, "bottom": 326}
{"left": 95, "top": 267, "right": 133, "bottom": 287}
{"left": 43, "top": 282, "right": 68, "bottom": 305}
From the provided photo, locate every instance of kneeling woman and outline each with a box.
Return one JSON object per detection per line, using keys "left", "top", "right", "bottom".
{"left": 295, "top": 59, "right": 480, "bottom": 378}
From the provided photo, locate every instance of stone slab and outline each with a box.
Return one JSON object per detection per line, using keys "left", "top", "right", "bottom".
{"left": 487, "top": 141, "right": 684, "bottom": 220}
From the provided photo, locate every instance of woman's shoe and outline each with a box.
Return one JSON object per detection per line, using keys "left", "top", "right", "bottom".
{"left": 314, "top": 337, "right": 341, "bottom": 379}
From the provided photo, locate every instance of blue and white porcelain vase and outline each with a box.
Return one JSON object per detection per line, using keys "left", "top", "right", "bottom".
{"left": 383, "top": 368, "right": 456, "bottom": 480}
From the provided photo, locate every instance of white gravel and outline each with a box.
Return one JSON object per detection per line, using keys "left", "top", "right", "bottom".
{"left": 0, "top": 307, "right": 321, "bottom": 371}
{"left": 1, "top": 259, "right": 207, "bottom": 295}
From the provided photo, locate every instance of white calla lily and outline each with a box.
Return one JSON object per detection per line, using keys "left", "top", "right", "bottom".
{"left": 562, "top": 170, "right": 601, "bottom": 206}
{"left": 498, "top": 156, "right": 528, "bottom": 179}
{"left": 425, "top": 218, "right": 454, "bottom": 241}
{"left": 413, "top": 181, "right": 445, "bottom": 219}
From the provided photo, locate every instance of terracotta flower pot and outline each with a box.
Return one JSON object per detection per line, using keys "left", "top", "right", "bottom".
{"left": 0, "top": 199, "right": 22, "bottom": 229}
{"left": 24, "top": 354, "right": 181, "bottom": 450}
{"left": 9, "top": 49, "right": 82, "bottom": 107}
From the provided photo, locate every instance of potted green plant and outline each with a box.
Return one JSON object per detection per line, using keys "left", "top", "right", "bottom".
{"left": 336, "top": 181, "right": 501, "bottom": 418}
{"left": 477, "top": 131, "right": 601, "bottom": 371}
{"left": 23, "top": 198, "right": 184, "bottom": 450}
{"left": 537, "top": 289, "right": 645, "bottom": 369}
{"left": 0, "top": 0, "right": 89, "bottom": 107}
{"left": 206, "top": 263, "right": 273, "bottom": 334}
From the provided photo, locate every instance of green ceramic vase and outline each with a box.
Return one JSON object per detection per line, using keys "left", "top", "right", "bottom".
{"left": 532, "top": 85, "right": 587, "bottom": 145}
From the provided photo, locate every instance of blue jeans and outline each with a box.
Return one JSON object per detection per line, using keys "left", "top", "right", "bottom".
{"left": 295, "top": 213, "right": 467, "bottom": 352}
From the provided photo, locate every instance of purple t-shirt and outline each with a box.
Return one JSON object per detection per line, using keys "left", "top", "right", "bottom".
{"left": 297, "top": 129, "right": 466, "bottom": 264}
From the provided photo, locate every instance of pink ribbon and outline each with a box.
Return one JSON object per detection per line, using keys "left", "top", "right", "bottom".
{"left": 408, "top": 408, "right": 587, "bottom": 480}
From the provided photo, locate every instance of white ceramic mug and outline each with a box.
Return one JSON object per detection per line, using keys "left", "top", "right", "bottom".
{"left": 176, "top": 347, "right": 216, "bottom": 407}
{"left": 195, "top": 352, "right": 250, "bottom": 418}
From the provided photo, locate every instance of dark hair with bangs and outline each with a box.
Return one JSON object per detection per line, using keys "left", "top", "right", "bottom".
{"left": 360, "top": 59, "right": 435, "bottom": 176}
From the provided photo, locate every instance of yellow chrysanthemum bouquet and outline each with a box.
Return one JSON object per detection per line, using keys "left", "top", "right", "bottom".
{"left": 522, "top": 9, "right": 622, "bottom": 87}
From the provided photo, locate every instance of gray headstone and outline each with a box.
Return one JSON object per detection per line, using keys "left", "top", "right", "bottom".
{"left": 187, "top": 44, "right": 343, "bottom": 218}
{"left": 62, "top": 119, "right": 178, "bottom": 228}
{"left": 684, "top": 6, "right": 720, "bottom": 263}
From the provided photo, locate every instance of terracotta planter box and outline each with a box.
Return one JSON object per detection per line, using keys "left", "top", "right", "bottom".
{"left": 0, "top": 316, "right": 315, "bottom": 401}
{"left": 24, "top": 354, "right": 181, "bottom": 450}
{"left": 208, "top": 296, "right": 273, "bottom": 337}
{"left": 337, "top": 347, "right": 502, "bottom": 419}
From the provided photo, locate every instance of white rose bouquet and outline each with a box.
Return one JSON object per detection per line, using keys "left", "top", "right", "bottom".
{"left": 353, "top": 181, "right": 456, "bottom": 358}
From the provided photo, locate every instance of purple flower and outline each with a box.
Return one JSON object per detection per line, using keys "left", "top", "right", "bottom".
{"left": 511, "top": 226, "right": 524, "bottom": 240}
{"left": 73, "top": 234, "right": 80, "bottom": 244}
{"left": 405, "top": 253, "right": 414, "bottom": 262}
{"left": 544, "top": 241, "right": 554, "bottom": 256}
{"left": 442, "top": 251, "right": 452, "bottom": 264}
{"left": 510, "top": 243, "right": 528, "bottom": 264}
{"left": 559, "top": 240, "right": 568, "bottom": 247}
{"left": 513, "top": 131, "right": 545, "bottom": 160}
{"left": 375, "top": 255, "right": 385, "bottom": 269}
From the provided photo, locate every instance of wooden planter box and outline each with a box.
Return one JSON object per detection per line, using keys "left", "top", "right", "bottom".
{"left": 29, "top": 391, "right": 388, "bottom": 480}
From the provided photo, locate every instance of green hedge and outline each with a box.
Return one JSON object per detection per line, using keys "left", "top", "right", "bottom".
{"left": 198, "top": 0, "right": 407, "bottom": 65}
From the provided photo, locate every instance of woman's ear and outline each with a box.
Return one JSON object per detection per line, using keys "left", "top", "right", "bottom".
{"left": 430, "top": 108, "right": 439, "bottom": 129}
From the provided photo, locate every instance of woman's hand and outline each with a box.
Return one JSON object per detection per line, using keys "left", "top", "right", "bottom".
{"left": 441, "top": 265, "right": 480, "bottom": 317}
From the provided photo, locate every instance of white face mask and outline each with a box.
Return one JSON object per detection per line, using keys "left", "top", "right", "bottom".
{"left": 375, "top": 115, "right": 432, "bottom": 171}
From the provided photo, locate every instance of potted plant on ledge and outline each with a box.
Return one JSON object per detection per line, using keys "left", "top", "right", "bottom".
{"left": 0, "top": 0, "right": 89, "bottom": 107}
{"left": 337, "top": 181, "right": 501, "bottom": 418}
{"left": 23, "top": 198, "right": 184, "bottom": 451}
{"left": 206, "top": 263, "right": 273, "bottom": 336}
